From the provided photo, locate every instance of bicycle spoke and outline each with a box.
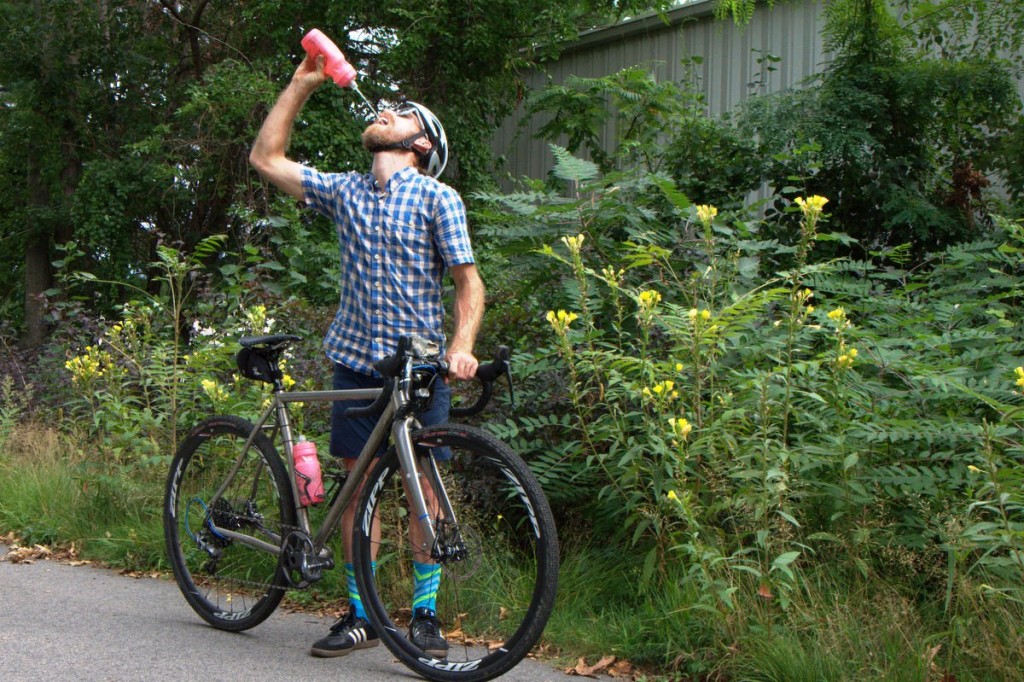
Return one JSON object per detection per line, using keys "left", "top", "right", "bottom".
{"left": 164, "top": 416, "right": 295, "bottom": 631}
{"left": 355, "top": 424, "right": 558, "bottom": 682}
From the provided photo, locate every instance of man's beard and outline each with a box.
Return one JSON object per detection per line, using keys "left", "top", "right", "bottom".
{"left": 362, "top": 124, "right": 395, "bottom": 153}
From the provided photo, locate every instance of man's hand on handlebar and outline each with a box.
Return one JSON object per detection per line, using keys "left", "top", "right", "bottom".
{"left": 445, "top": 349, "right": 479, "bottom": 383}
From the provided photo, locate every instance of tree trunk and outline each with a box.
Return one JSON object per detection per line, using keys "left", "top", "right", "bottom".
{"left": 23, "top": 235, "right": 51, "bottom": 348}
{"left": 23, "top": 156, "right": 51, "bottom": 348}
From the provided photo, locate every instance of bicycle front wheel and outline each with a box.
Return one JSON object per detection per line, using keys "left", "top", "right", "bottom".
{"left": 353, "top": 423, "right": 559, "bottom": 682}
{"left": 164, "top": 415, "right": 296, "bottom": 631}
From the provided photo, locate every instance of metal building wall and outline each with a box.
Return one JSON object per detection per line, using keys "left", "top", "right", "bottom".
{"left": 490, "top": 0, "right": 829, "bottom": 184}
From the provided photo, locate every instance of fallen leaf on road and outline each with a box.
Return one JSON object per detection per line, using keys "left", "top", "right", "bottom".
{"left": 609, "top": 658, "right": 634, "bottom": 677}
{"left": 1, "top": 544, "right": 53, "bottom": 563}
{"left": 567, "top": 655, "right": 616, "bottom": 677}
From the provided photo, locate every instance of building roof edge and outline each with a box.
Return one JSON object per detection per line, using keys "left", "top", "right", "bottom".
{"left": 566, "top": 0, "right": 717, "bottom": 53}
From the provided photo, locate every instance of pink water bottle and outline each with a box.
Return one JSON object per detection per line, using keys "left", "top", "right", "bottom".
{"left": 292, "top": 436, "right": 326, "bottom": 506}
{"left": 301, "top": 29, "right": 357, "bottom": 88}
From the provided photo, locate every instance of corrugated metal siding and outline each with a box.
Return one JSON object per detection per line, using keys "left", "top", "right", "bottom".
{"left": 491, "top": 0, "right": 829, "bottom": 184}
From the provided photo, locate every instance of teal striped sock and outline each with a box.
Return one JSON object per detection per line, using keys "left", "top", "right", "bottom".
{"left": 412, "top": 561, "right": 442, "bottom": 613}
{"left": 345, "top": 562, "right": 376, "bottom": 619}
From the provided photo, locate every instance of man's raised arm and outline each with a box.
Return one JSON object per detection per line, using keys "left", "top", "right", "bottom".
{"left": 249, "top": 56, "right": 327, "bottom": 201}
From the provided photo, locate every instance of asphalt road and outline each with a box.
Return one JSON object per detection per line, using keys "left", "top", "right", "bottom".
{"left": 0, "top": 544, "right": 574, "bottom": 682}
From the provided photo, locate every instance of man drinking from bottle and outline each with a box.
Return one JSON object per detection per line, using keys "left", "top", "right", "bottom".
{"left": 249, "top": 45, "right": 485, "bottom": 659}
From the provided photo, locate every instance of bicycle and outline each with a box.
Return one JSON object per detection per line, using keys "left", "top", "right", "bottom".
{"left": 163, "top": 333, "right": 559, "bottom": 682}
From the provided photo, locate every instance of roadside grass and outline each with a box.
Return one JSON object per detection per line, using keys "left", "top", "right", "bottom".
{"left": 2, "top": 423, "right": 1023, "bottom": 682}
{"left": 0, "top": 423, "right": 85, "bottom": 547}
{"left": 0, "top": 421, "right": 165, "bottom": 567}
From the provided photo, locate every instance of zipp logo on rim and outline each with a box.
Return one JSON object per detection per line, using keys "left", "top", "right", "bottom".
{"left": 419, "top": 657, "right": 481, "bottom": 672}
{"left": 362, "top": 465, "right": 393, "bottom": 534}
{"left": 168, "top": 458, "right": 186, "bottom": 517}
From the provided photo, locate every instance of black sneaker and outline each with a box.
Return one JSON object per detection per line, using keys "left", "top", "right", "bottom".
{"left": 409, "top": 607, "right": 449, "bottom": 658}
{"left": 310, "top": 610, "right": 379, "bottom": 658}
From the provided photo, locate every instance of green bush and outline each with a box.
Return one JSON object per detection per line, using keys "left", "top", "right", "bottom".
{"left": 474, "top": 146, "right": 1024, "bottom": 675}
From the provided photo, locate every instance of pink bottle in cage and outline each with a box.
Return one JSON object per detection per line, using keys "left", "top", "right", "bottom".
{"left": 292, "top": 436, "right": 326, "bottom": 506}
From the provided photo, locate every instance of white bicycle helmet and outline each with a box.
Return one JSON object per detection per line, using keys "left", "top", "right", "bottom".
{"left": 393, "top": 101, "right": 448, "bottom": 178}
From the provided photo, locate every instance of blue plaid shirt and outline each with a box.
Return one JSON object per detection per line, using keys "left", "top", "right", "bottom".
{"left": 301, "top": 166, "right": 474, "bottom": 375}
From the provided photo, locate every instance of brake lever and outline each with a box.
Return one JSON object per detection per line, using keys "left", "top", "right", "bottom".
{"left": 500, "top": 354, "right": 515, "bottom": 409}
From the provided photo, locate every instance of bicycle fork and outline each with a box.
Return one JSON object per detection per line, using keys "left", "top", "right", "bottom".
{"left": 389, "top": 416, "right": 462, "bottom": 563}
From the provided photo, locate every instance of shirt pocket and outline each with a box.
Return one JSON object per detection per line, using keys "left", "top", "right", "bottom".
{"left": 389, "top": 215, "right": 434, "bottom": 264}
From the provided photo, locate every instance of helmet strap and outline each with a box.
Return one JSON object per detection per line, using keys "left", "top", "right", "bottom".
{"left": 366, "top": 131, "right": 429, "bottom": 155}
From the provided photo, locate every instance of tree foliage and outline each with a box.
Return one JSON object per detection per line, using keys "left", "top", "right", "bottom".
{"left": 0, "top": 0, "right": 673, "bottom": 345}
{"left": 735, "top": 0, "right": 1022, "bottom": 255}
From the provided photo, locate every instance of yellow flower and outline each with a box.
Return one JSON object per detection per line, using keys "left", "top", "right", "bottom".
{"left": 602, "top": 265, "right": 624, "bottom": 286}
{"left": 244, "top": 304, "right": 271, "bottom": 334}
{"left": 667, "top": 490, "right": 680, "bottom": 502}
{"left": 967, "top": 465, "right": 983, "bottom": 474}
{"left": 827, "top": 307, "right": 846, "bottom": 322}
{"left": 66, "top": 345, "right": 112, "bottom": 385}
{"left": 1015, "top": 367, "right": 1024, "bottom": 388}
{"left": 675, "top": 363, "right": 684, "bottom": 372}
{"left": 696, "top": 204, "right": 718, "bottom": 227}
{"left": 795, "top": 195, "right": 829, "bottom": 218}
{"left": 669, "top": 416, "right": 693, "bottom": 441}
{"left": 700, "top": 309, "right": 711, "bottom": 321}
{"left": 561, "top": 234, "right": 585, "bottom": 256}
{"left": 644, "top": 380, "right": 678, "bottom": 402}
{"left": 638, "top": 290, "right": 662, "bottom": 308}
{"left": 546, "top": 309, "right": 579, "bottom": 336}
{"left": 636, "top": 290, "right": 662, "bottom": 328}
{"left": 201, "top": 378, "right": 230, "bottom": 404}
{"left": 688, "top": 308, "right": 698, "bottom": 321}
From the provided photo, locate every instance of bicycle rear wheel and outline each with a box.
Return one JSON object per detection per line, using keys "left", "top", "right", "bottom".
{"left": 164, "top": 415, "right": 295, "bottom": 631}
{"left": 353, "top": 424, "right": 559, "bottom": 682}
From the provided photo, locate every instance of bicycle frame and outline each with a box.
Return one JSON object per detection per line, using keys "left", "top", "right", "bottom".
{"left": 206, "top": 374, "right": 448, "bottom": 562}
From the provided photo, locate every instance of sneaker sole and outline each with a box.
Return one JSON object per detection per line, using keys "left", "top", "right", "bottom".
{"left": 309, "top": 639, "right": 379, "bottom": 658}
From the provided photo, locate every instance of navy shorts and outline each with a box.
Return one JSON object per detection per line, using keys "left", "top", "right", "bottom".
{"left": 329, "top": 363, "right": 451, "bottom": 460}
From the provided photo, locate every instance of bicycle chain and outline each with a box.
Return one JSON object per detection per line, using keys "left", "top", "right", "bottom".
{"left": 190, "top": 504, "right": 313, "bottom": 594}
{"left": 184, "top": 471, "right": 458, "bottom": 596}
{"left": 186, "top": 469, "right": 353, "bottom": 595}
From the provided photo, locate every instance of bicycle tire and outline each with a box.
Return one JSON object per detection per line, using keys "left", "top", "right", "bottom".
{"left": 353, "top": 423, "right": 559, "bottom": 682}
{"left": 164, "top": 415, "right": 296, "bottom": 631}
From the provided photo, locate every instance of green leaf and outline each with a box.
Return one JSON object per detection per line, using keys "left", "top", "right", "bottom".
{"left": 777, "top": 510, "right": 801, "bottom": 528}
{"left": 772, "top": 551, "right": 801, "bottom": 570}
{"left": 641, "top": 546, "right": 659, "bottom": 586}
{"left": 549, "top": 145, "right": 599, "bottom": 183}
